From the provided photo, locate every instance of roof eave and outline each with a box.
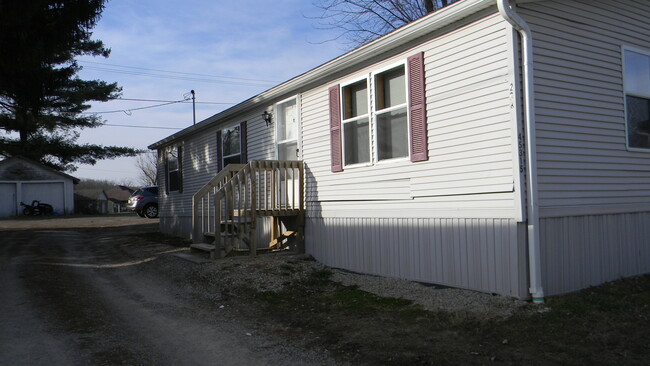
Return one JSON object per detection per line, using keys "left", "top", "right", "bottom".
{"left": 148, "top": 0, "right": 496, "bottom": 150}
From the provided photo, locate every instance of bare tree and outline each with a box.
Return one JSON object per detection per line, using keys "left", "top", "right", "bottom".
{"left": 134, "top": 152, "right": 158, "bottom": 187}
{"left": 312, "top": 0, "right": 456, "bottom": 46}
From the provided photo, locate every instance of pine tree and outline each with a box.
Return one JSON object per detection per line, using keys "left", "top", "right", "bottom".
{"left": 0, "top": 0, "right": 141, "bottom": 172}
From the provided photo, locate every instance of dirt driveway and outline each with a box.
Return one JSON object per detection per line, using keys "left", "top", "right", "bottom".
{"left": 2, "top": 216, "right": 649, "bottom": 366}
{"left": 0, "top": 216, "right": 338, "bottom": 366}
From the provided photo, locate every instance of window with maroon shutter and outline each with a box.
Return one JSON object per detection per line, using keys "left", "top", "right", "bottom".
{"left": 329, "top": 85, "right": 343, "bottom": 172}
{"left": 407, "top": 52, "right": 428, "bottom": 162}
{"left": 329, "top": 52, "right": 428, "bottom": 169}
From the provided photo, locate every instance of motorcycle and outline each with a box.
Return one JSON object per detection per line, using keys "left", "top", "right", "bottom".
{"left": 20, "top": 200, "right": 54, "bottom": 216}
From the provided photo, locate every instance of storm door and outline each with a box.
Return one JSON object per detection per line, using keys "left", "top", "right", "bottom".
{"left": 275, "top": 97, "right": 300, "bottom": 208}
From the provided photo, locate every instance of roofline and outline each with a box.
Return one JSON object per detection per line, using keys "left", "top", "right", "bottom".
{"left": 148, "top": 0, "right": 497, "bottom": 150}
{"left": 0, "top": 155, "right": 80, "bottom": 183}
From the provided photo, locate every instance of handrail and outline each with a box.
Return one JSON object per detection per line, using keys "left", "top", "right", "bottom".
{"left": 192, "top": 160, "right": 305, "bottom": 256}
{"left": 192, "top": 164, "right": 245, "bottom": 242}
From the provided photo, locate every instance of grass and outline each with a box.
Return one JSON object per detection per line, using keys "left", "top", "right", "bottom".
{"left": 231, "top": 270, "right": 650, "bottom": 366}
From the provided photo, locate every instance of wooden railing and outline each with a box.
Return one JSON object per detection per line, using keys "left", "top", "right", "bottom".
{"left": 192, "top": 160, "right": 304, "bottom": 254}
{"left": 191, "top": 164, "right": 245, "bottom": 243}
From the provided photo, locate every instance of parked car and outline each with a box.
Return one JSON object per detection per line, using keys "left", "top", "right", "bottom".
{"left": 127, "top": 186, "right": 159, "bottom": 218}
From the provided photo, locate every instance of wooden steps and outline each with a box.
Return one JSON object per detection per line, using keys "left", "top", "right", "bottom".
{"left": 191, "top": 160, "right": 305, "bottom": 259}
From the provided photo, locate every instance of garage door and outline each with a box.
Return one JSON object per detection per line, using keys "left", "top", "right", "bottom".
{"left": 0, "top": 183, "right": 17, "bottom": 217}
{"left": 21, "top": 182, "right": 65, "bottom": 214}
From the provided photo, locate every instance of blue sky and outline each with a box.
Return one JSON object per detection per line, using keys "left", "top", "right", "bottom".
{"left": 75, "top": 0, "right": 344, "bottom": 184}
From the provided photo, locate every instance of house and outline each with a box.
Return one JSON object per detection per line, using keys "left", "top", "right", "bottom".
{"left": 74, "top": 189, "right": 109, "bottom": 214}
{"left": 149, "top": 0, "right": 650, "bottom": 301}
{"left": 0, "top": 156, "right": 78, "bottom": 217}
{"left": 104, "top": 185, "right": 134, "bottom": 213}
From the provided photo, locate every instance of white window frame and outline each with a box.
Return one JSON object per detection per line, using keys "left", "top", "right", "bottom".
{"left": 340, "top": 75, "right": 372, "bottom": 168}
{"left": 166, "top": 145, "right": 181, "bottom": 193}
{"left": 221, "top": 124, "right": 241, "bottom": 166}
{"left": 371, "top": 61, "right": 410, "bottom": 164}
{"left": 274, "top": 95, "right": 301, "bottom": 160}
{"left": 623, "top": 45, "right": 650, "bottom": 152}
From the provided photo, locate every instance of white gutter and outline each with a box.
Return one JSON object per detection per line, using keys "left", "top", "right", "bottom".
{"left": 497, "top": 0, "right": 544, "bottom": 303}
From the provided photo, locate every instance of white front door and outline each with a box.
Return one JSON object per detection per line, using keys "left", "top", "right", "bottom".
{"left": 276, "top": 98, "right": 300, "bottom": 160}
{"left": 275, "top": 97, "right": 300, "bottom": 208}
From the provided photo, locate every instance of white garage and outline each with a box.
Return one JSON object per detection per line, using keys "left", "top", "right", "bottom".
{"left": 0, "top": 157, "right": 78, "bottom": 217}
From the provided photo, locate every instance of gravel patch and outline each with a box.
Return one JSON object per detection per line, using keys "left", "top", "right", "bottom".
{"left": 205, "top": 251, "right": 533, "bottom": 319}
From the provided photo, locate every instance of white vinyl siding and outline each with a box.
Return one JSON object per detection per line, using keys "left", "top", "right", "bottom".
{"left": 158, "top": 111, "right": 275, "bottom": 225}
{"left": 518, "top": 0, "right": 650, "bottom": 215}
{"left": 301, "top": 13, "right": 517, "bottom": 218}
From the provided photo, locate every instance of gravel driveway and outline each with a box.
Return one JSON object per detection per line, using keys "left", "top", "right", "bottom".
{"left": 0, "top": 216, "right": 340, "bottom": 366}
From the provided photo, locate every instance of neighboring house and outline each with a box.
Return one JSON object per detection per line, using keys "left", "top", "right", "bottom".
{"left": 104, "top": 186, "right": 134, "bottom": 213}
{"left": 149, "top": 0, "right": 650, "bottom": 301}
{"left": 0, "top": 156, "right": 78, "bottom": 217}
{"left": 74, "top": 189, "right": 109, "bottom": 214}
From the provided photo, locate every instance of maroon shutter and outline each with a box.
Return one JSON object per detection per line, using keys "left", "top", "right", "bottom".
{"left": 216, "top": 130, "right": 223, "bottom": 172}
{"left": 239, "top": 121, "right": 248, "bottom": 163}
{"left": 408, "top": 52, "right": 429, "bottom": 162}
{"left": 177, "top": 146, "right": 183, "bottom": 193}
{"left": 329, "top": 85, "right": 343, "bottom": 172}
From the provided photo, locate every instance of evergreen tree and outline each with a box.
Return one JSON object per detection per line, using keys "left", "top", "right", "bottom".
{"left": 0, "top": 0, "right": 141, "bottom": 172}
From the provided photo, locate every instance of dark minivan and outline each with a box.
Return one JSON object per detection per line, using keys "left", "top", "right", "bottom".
{"left": 127, "top": 186, "right": 159, "bottom": 218}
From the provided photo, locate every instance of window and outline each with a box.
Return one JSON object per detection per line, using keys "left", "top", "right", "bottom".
{"left": 342, "top": 80, "right": 370, "bottom": 165}
{"left": 329, "top": 52, "right": 427, "bottom": 172}
{"left": 339, "top": 65, "right": 409, "bottom": 167}
{"left": 624, "top": 48, "right": 650, "bottom": 149}
{"left": 217, "top": 121, "right": 247, "bottom": 171}
{"left": 166, "top": 146, "right": 182, "bottom": 193}
{"left": 374, "top": 65, "right": 408, "bottom": 160}
{"left": 222, "top": 125, "right": 241, "bottom": 166}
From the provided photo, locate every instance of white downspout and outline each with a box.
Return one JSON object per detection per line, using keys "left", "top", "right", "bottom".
{"left": 497, "top": 0, "right": 545, "bottom": 303}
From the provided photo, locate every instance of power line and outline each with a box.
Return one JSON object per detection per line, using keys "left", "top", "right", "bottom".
{"left": 116, "top": 97, "right": 234, "bottom": 105}
{"left": 83, "top": 98, "right": 188, "bottom": 115}
{"left": 79, "top": 60, "right": 280, "bottom": 83}
{"left": 103, "top": 123, "right": 182, "bottom": 130}
{"left": 80, "top": 62, "right": 279, "bottom": 87}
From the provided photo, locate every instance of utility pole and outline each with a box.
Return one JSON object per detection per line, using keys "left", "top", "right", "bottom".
{"left": 191, "top": 90, "right": 196, "bottom": 125}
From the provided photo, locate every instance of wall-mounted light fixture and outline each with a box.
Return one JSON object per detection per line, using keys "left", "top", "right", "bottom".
{"left": 262, "top": 110, "right": 272, "bottom": 127}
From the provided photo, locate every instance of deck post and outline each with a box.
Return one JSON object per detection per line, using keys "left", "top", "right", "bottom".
{"left": 249, "top": 163, "right": 258, "bottom": 256}
{"left": 297, "top": 161, "right": 305, "bottom": 253}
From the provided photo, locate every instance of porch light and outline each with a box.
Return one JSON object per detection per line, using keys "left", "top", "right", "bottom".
{"left": 262, "top": 110, "right": 272, "bottom": 127}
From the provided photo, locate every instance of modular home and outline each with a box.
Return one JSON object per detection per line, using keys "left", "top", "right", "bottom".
{"left": 149, "top": 0, "right": 650, "bottom": 301}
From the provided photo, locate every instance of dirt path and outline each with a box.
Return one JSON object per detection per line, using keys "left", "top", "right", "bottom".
{"left": 0, "top": 216, "right": 338, "bottom": 366}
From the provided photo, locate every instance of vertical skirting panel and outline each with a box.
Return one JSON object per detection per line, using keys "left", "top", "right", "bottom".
{"left": 306, "top": 217, "right": 528, "bottom": 298}
{"left": 540, "top": 212, "right": 650, "bottom": 296}
{"left": 160, "top": 215, "right": 192, "bottom": 239}
{"left": 160, "top": 215, "right": 272, "bottom": 248}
